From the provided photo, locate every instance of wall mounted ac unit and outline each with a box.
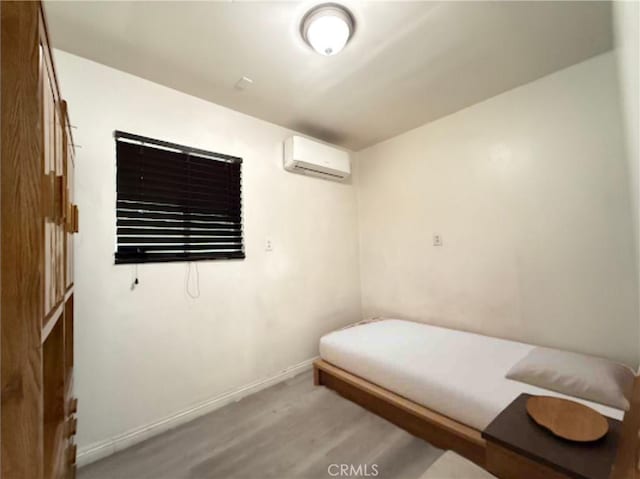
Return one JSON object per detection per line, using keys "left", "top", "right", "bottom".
{"left": 283, "top": 136, "right": 350, "bottom": 181}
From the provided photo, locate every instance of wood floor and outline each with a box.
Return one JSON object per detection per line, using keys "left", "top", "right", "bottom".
{"left": 79, "top": 370, "right": 443, "bottom": 479}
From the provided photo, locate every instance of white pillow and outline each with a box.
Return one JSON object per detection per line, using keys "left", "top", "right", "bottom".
{"left": 506, "top": 347, "right": 635, "bottom": 411}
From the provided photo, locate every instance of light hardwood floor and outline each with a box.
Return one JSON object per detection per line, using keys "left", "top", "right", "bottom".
{"left": 79, "top": 370, "right": 443, "bottom": 479}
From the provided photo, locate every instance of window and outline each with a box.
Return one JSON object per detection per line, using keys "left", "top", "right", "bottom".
{"left": 115, "top": 131, "right": 244, "bottom": 264}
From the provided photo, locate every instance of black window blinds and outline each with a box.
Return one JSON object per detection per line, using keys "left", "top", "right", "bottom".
{"left": 115, "top": 131, "right": 244, "bottom": 264}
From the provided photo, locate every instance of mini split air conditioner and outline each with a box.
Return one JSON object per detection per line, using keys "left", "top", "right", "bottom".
{"left": 283, "top": 136, "right": 350, "bottom": 181}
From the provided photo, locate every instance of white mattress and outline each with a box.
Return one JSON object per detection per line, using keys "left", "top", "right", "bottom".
{"left": 319, "top": 319, "right": 624, "bottom": 430}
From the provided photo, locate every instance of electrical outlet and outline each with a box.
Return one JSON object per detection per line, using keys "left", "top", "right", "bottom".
{"left": 433, "top": 234, "right": 443, "bottom": 247}
{"left": 265, "top": 238, "right": 273, "bottom": 252}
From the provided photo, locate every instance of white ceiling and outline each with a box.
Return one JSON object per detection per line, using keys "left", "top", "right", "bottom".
{"left": 44, "top": 1, "right": 613, "bottom": 151}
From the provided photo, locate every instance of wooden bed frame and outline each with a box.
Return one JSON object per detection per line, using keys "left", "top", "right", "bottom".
{"left": 314, "top": 358, "right": 640, "bottom": 478}
{"left": 313, "top": 359, "right": 487, "bottom": 467}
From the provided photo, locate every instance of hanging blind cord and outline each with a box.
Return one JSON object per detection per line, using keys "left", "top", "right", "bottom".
{"left": 186, "top": 262, "right": 200, "bottom": 299}
{"left": 130, "top": 264, "right": 139, "bottom": 291}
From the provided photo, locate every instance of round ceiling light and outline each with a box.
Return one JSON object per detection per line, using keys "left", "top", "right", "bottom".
{"left": 301, "top": 4, "right": 355, "bottom": 56}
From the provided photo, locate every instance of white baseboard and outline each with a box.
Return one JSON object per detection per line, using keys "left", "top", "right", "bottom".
{"left": 77, "top": 357, "right": 318, "bottom": 467}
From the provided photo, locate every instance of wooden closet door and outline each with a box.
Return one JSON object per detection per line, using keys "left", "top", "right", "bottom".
{"left": 42, "top": 48, "right": 65, "bottom": 320}
{"left": 64, "top": 118, "right": 75, "bottom": 289}
{"left": 42, "top": 55, "right": 56, "bottom": 319}
{"left": 3, "top": 3, "right": 78, "bottom": 477}
{"left": 55, "top": 102, "right": 65, "bottom": 303}
{"left": 1, "top": 3, "right": 46, "bottom": 477}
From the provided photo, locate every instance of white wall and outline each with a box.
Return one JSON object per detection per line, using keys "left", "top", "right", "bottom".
{"left": 613, "top": 0, "right": 640, "bottom": 359}
{"left": 355, "top": 52, "right": 639, "bottom": 367}
{"left": 54, "top": 51, "right": 362, "bottom": 453}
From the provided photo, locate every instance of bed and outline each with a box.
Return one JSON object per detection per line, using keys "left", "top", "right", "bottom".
{"left": 315, "top": 319, "right": 627, "bottom": 467}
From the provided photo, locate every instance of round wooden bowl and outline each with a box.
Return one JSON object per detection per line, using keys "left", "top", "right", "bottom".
{"left": 526, "top": 395, "right": 608, "bottom": 442}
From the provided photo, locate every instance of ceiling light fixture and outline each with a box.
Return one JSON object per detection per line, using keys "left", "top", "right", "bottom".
{"left": 301, "top": 3, "right": 355, "bottom": 56}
